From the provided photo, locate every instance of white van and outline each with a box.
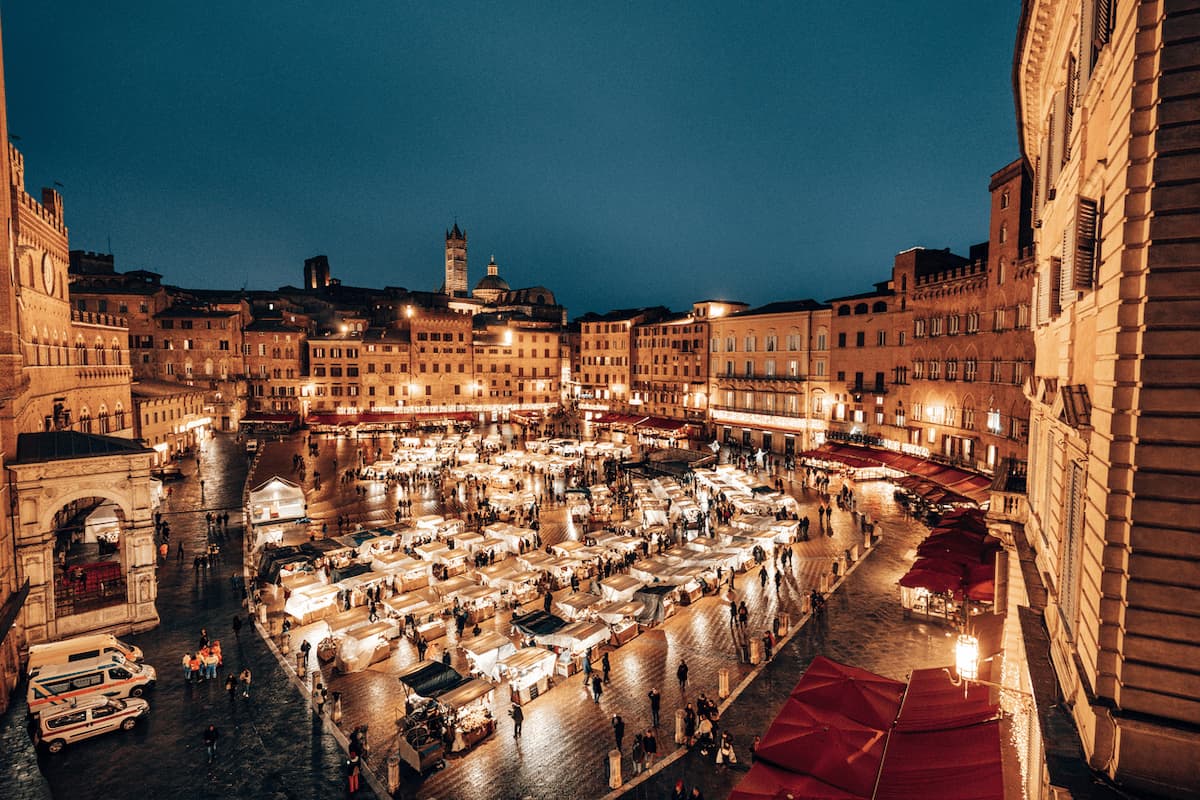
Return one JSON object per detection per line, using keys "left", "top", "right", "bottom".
{"left": 27, "top": 633, "right": 144, "bottom": 677}
{"left": 28, "top": 653, "right": 157, "bottom": 717}
{"left": 35, "top": 695, "right": 149, "bottom": 753}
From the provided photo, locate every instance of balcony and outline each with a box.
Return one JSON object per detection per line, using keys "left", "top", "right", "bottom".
{"left": 845, "top": 383, "right": 888, "bottom": 396}
{"left": 988, "top": 459, "right": 1029, "bottom": 525}
{"left": 710, "top": 403, "right": 808, "bottom": 420}
{"left": 716, "top": 372, "right": 808, "bottom": 384}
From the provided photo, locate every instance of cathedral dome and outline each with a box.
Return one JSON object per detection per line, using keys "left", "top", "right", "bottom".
{"left": 473, "top": 274, "right": 510, "bottom": 292}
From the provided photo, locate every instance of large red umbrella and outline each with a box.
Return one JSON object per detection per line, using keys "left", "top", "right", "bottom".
{"left": 964, "top": 562, "right": 996, "bottom": 602}
{"left": 755, "top": 698, "right": 887, "bottom": 797}
{"left": 899, "top": 558, "right": 967, "bottom": 595}
{"left": 938, "top": 508, "right": 988, "bottom": 533}
{"left": 917, "top": 530, "right": 999, "bottom": 563}
{"left": 788, "top": 656, "right": 906, "bottom": 730}
{"left": 728, "top": 760, "right": 867, "bottom": 800}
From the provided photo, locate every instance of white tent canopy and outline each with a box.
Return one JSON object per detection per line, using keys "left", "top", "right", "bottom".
{"left": 249, "top": 476, "right": 307, "bottom": 525}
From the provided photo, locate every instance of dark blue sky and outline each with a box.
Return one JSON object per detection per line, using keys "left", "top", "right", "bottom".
{"left": 5, "top": 1, "right": 1021, "bottom": 316}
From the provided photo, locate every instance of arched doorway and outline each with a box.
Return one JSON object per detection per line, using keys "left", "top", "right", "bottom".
{"left": 9, "top": 431, "right": 159, "bottom": 644}
{"left": 50, "top": 496, "right": 129, "bottom": 619}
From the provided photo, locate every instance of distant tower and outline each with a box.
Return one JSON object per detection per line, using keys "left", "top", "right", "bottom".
{"left": 304, "top": 255, "right": 331, "bottom": 289}
{"left": 444, "top": 223, "right": 467, "bottom": 297}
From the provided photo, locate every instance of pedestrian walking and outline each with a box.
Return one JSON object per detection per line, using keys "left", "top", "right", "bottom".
{"left": 582, "top": 648, "right": 593, "bottom": 682}
{"left": 611, "top": 713, "right": 625, "bottom": 751}
{"left": 346, "top": 753, "right": 361, "bottom": 794}
{"left": 314, "top": 682, "right": 327, "bottom": 715}
{"left": 511, "top": 702, "right": 523, "bottom": 738}
{"left": 203, "top": 724, "right": 220, "bottom": 762}
{"left": 763, "top": 630, "right": 774, "bottom": 660}
{"left": 225, "top": 674, "right": 237, "bottom": 701}
{"left": 182, "top": 652, "right": 192, "bottom": 682}
{"left": 672, "top": 780, "right": 687, "bottom": 800}
{"left": 231, "top": 614, "right": 242, "bottom": 639}
{"left": 648, "top": 687, "right": 661, "bottom": 727}
{"left": 239, "top": 667, "right": 252, "bottom": 699}
{"left": 177, "top": 541, "right": 185, "bottom": 562}
{"left": 759, "top": 567, "right": 768, "bottom": 589}
{"left": 198, "top": 627, "right": 209, "bottom": 650}
{"left": 591, "top": 672, "right": 603, "bottom": 703}
{"left": 601, "top": 651, "right": 611, "bottom": 684}
{"left": 644, "top": 728, "right": 658, "bottom": 766}
{"left": 632, "top": 733, "right": 644, "bottom": 775}
{"left": 677, "top": 659, "right": 689, "bottom": 694}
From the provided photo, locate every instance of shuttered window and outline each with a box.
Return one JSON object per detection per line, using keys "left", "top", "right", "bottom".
{"left": 1060, "top": 460, "right": 1086, "bottom": 639}
{"left": 1074, "top": 197, "right": 1099, "bottom": 290}
{"left": 1060, "top": 228, "right": 1076, "bottom": 309}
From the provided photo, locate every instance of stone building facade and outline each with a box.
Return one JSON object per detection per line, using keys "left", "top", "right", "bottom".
{"left": 1013, "top": 0, "right": 1200, "bottom": 796}
{"left": 131, "top": 380, "right": 210, "bottom": 464}
{"left": 244, "top": 318, "right": 307, "bottom": 415}
{"left": 707, "top": 300, "right": 832, "bottom": 455}
{"left": 575, "top": 308, "right": 668, "bottom": 414}
{"left": 0, "top": 19, "right": 156, "bottom": 710}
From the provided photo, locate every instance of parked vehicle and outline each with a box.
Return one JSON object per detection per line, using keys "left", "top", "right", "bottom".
{"left": 150, "top": 464, "right": 183, "bottom": 481}
{"left": 35, "top": 695, "right": 149, "bottom": 753}
{"left": 28, "top": 653, "right": 156, "bottom": 717}
{"left": 27, "top": 633, "right": 144, "bottom": 677}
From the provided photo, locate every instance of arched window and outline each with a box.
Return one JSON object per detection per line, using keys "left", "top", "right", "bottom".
{"left": 872, "top": 301, "right": 887, "bottom": 313}
{"left": 837, "top": 305, "right": 851, "bottom": 317}
{"left": 854, "top": 303, "right": 869, "bottom": 315}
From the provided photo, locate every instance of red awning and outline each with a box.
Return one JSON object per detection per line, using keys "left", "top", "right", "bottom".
{"left": 729, "top": 762, "right": 866, "bottom": 800}
{"left": 810, "top": 443, "right": 993, "bottom": 504}
{"left": 916, "top": 530, "right": 1000, "bottom": 564}
{"left": 730, "top": 656, "right": 1003, "bottom": 800}
{"left": 592, "top": 413, "right": 648, "bottom": 426}
{"left": 788, "top": 656, "right": 906, "bottom": 730}
{"left": 895, "top": 667, "right": 997, "bottom": 732}
{"left": 873, "top": 721, "right": 1005, "bottom": 800}
{"left": 635, "top": 416, "right": 690, "bottom": 433}
{"left": 899, "top": 558, "right": 968, "bottom": 595}
{"left": 756, "top": 698, "right": 887, "bottom": 797}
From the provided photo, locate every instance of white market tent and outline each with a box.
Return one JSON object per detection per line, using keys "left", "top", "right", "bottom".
{"left": 83, "top": 502, "right": 121, "bottom": 544}
{"left": 460, "top": 631, "right": 517, "bottom": 680}
{"left": 249, "top": 476, "right": 307, "bottom": 525}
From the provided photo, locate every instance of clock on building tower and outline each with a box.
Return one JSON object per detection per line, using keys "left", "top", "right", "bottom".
{"left": 41, "top": 251, "right": 54, "bottom": 296}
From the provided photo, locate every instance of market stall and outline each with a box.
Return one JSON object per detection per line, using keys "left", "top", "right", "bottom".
{"left": 633, "top": 584, "right": 678, "bottom": 625}
{"left": 385, "top": 593, "right": 447, "bottom": 640}
{"left": 460, "top": 631, "right": 516, "bottom": 681}
{"left": 555, "top": 591, "right": 602, "bottom": 621}
{"left": 248, "top": 476, "right": 307, "bottom": 525}
{"left": 83, "top": 502, "right": 121, "bottom": 549}
{"left": 283, "top": 582, "right": 340, "bottom": 625}
{"left": 457, "top": 584, "right": 501, "bottom": 622}
{"left": 599, "top": 574, "right": 645, "bottom": 603}
{"left": 595, "top": 601, "right": 643, "bottom": 644}
{"left": 370, "top": 551, "right": 430, "bottom": 591}
{"left": 335, "top": 620, "right": 393, "bottom": 672}
{"left": 499, "top": 647, "right": 556, "bottom": 705}
{"left": 440, "top": 678, "right": 497, "bottom": 753}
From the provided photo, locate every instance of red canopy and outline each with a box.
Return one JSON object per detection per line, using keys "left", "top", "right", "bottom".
{"left": 756, "top": 699, "right": 887, "bottom": 797}
{"left": 894, "top": 667, "right": 997, "bottom": 732}
{"left": 873, "top": 722, "right": 1004, "bottom": 800}
{"left": 789, "top": 656, "right": 905, "bottom": 730}
{"left": 729, "top": 761, "right": 866, "bottom": 800}
{"left": 916, "top": 530, "right": 1000, "bottom": 564}
{"left": 898, "top": 558, "right": 968, "bottom": 595}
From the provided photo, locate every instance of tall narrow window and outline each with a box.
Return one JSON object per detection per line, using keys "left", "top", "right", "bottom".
{"left": 1060, "top": 461, "right": 1086, "bottom": 638}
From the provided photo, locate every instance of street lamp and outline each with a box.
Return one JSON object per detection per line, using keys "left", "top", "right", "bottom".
{"left": 955, "top": 633, "right": 979, "bottom": 681}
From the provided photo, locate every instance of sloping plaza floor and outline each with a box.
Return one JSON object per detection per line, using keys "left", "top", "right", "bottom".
{"left": 250, "top": 431, "right": 954, "bottom": 800}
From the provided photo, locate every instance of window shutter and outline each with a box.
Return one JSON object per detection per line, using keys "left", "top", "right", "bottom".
{"left": 1074, "top": 197, "right": 1099, "bottom": 289}
{"left": 1060, "top": 228, "right": 1075, "bottom": 308}
{"left": 1033, "top": 155, "right": 1043, "bottom": 223}
{"left": 1052, "top": 90, "right": 1067, "bottom": 171}
{"left": 1049, "top": 257, "right": 1063, "bottom": 317}
{"left": 1065, "top": 54, "right": 1077, "bottom": 160}
{"left": 1094, "top": 0, "right": 1113, "bottom": 55}
{"left": 1079, "top": 0, "right": 1096, "bottom": 89}
{"left": 1037, "top": 270, "right": 1051, "bottom": 324}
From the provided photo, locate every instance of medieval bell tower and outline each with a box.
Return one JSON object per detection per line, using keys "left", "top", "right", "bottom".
{"left": 444, "top": 223, "right": 467, "bottom": 297}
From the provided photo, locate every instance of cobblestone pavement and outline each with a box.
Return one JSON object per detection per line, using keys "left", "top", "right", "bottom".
{"left": 614, "top": 479, "right": 958, "bottom": 800}
{"left": 250, "top": 431, "right": 925, "bottom": 800}
{"left": 0, "top": 433, "right": 359, "bottom": 800}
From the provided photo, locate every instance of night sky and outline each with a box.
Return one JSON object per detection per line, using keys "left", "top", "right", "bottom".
{"left": 5, "top": 1, "right": 1020, "bottom": 316}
